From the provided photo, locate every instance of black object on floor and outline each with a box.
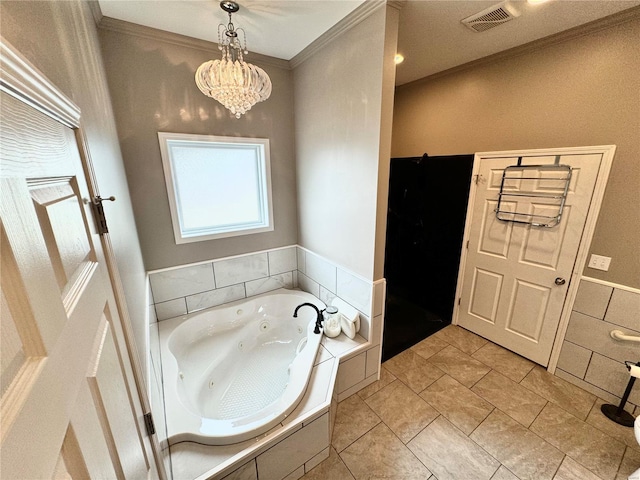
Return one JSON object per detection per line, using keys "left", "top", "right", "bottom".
{"left": 600, "top": 360, "right": 639, "bottom": 427}
{"left": 381, "top": 289, "right": 447, "bottom": 362}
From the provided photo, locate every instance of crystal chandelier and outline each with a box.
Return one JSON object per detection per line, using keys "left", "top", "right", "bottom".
{"left": 195, "top": 1, "right": 272, "bottom": 118}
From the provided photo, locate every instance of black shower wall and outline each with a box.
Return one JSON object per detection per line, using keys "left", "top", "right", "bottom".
{"left": 384, "top": 154, "right": 474, "bottom": 321}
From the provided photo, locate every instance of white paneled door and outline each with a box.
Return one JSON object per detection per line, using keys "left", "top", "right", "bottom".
{"left": 0, "top": 45, "right": 157, "bottom": 477}
{"left": 456, "top": 148, "right": 612, "bottom": 365}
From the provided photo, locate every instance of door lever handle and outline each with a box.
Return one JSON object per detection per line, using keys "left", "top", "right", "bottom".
{"left": 92, "top": 195, "right": 116, "bottom": 205}
{"left": 554, "top": 277, "right": 566, "bottom": 286}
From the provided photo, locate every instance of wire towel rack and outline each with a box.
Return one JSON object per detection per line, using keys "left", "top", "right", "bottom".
{"left": 495, "top": 156, "right": 572, "bottom": 228}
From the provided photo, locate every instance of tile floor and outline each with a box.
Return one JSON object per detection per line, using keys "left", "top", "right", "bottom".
{"left": 301, "top": 325, "right": 640, "bottom": 480}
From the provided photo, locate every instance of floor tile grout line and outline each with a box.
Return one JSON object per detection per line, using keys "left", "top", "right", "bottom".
{"left": 398, "top": 414, "right": 439, "bottom": 478}
{"left": 340, "top": 326, "right": 629, "bottom": 480}
{"left": 569, "top": 448, "right": 623, "bottom": 480}
{"left": 527, "top": 402, "right": 628, "bottom": 479}
{"left": 585, "top": 401, "right": 640, "bottom": 448}
{"left": 335, "top": 446, "right": 358, "bottom": 480}
{"left": 332, "top": 415, "right": 382, "bottom": 455}
{"left": 400, "top": 409, "right": 441, "bottom": 446}
{"left": 614, "top": 446, "right": 631, "bottom": 479}
{"left": 438, "top": 411, "right": 504, "bottom": 476}
{"left": 549, "top": 453, "right": 566, "bottom": 480}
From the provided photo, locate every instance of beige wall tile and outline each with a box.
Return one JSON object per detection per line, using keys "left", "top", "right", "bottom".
{"left": 565, "top": 312, "right": 639, "bottom": 363}
{"left": 605, "top": 288, "right": 640, "bottom": 331}
{"left": 573, "top": 280, "right": 613, "bottom": 319}
{"left": 556, "top": 340, "right": 592, "bottom": 379}
{"left": 555, "top": 368, "right": 638, "bottom": 413}
{"left": 585, "top": 353, "right": 640, "bottom": 405}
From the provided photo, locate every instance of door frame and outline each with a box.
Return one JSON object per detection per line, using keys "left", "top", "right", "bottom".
{"left": 452, "top": 145, "right": 616, "bottom": 372}
{"left": 0, "top": 37, "right": 166, "bottom": 478}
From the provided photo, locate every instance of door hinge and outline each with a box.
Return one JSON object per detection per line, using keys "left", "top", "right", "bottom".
{"left": 143, "top": 412, "right": 156, "bottom": 436}
{"left": 90, "top": 195, "right": 115, "bottom": 235}
{"left": 466, "top": 240, "right": 469, "bottom": 249}
{"left": 458, "top": 298, "right": 461, "bottom": 306}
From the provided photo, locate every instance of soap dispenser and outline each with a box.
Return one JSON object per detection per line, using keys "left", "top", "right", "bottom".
{"left": 322, "top": 306, "right": 341, "bottom": 338}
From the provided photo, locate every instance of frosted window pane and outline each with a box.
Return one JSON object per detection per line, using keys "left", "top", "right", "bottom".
{"left": 170, "top": 144, "right": 262, "bottom": 231}
{"left": 159, "top": 133, "right": 272, "bottom": 243}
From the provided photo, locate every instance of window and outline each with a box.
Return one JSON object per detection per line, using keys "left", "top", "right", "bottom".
{"left": 158, "top": 133, "right": 273, "bottom": 244}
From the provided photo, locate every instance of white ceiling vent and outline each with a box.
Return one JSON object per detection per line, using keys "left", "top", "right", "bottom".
{"left": 461, "top": 2, "right": 520, "bottom": 33}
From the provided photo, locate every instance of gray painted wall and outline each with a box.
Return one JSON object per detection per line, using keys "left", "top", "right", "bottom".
{"left": 293, "top": 4, "right": 390, "bottom": 281}
{"left": 1, "top": 0, "right": 150, "bottom": 377}
{"left": 98, "top": 24, "right": 298, "bottom": 271}
{"left": 392, "top": 15, "right": 640, "bottom": 289}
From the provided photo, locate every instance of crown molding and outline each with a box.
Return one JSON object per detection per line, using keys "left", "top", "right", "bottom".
{"left": 290, "top": 0, "right": 386, "bottom": 69}
{"left": 97, "top": 16, "right": 291, "bottom": 71}
{"left": 87, "top": 1, "right": 103, "bottom": 26}
{"left": 397, "top": 5, "right": 640, "bottom": 90}
{"left": 386, "top": 1, "right": 406, "bottom": 12}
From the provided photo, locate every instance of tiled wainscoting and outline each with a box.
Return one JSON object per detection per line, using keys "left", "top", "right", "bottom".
{"left": 147, "top": 245, "right": 386, "bottom": 479}
{"left": 556, "top": 277, "right": 640, "bottom": 412}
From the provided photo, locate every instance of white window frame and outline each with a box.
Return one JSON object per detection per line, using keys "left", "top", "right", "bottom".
{"left": 158, "top": 132, "right": 274, "bottom": 244}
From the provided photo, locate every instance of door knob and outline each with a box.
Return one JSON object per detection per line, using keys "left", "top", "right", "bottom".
{"left": 555, "top": 277, "right": 566, "bottom": 286}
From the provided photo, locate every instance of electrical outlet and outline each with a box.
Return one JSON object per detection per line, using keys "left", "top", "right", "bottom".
{"left": 588, "top": 254, "right": 611, "bottom": 271}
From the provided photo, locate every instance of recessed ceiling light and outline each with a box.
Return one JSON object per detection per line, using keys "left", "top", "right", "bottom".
{"left": 528, "top": 0, "right": 552, "bottom": 4}
{"left": 394, "top": 54, "right": 404, "bottom": 65}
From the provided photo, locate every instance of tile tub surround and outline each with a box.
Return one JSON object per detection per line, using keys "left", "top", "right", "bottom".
{"left": 556, "top": 278, "right": 640, "bottom": 411}
{"left": 147, "top": 246, "right": 387, "bottom": 478}
{"left": 149, "top": 248, "right": 297, "bottom": 321}
{"left": 160, "top": 323, "right": 380, "bottom": 479}
{"left": 300, "top": 325, "right": 638, "bottom": 480}
{"left": 148, "top": 246, "right": 382, "bottom": 347}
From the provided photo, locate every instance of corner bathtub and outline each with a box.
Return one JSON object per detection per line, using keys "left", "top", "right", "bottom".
{"left": 159, "top": 289, "right": 325, "bottom": 445}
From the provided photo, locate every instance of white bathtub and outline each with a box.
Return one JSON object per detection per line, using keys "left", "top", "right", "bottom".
{"left": 159, "top": 289, "right": 325, "bottom": 445}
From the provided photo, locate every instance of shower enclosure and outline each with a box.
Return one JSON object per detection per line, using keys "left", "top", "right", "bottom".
{"left": 382, "top": 154, "right": 474, "bottom": 360}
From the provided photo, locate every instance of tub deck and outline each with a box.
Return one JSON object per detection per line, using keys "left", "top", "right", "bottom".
{"left": 160, "top": 324, "right": 371, "bottom": 480}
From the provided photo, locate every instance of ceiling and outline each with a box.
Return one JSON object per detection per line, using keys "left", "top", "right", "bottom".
{"left": 98, "top": 0, "right": 640, "bottom": 85}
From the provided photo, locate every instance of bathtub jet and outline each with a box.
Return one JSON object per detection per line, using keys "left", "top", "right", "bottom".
{"left": 159, "top": 289, "right": 326, "bottom": 445}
